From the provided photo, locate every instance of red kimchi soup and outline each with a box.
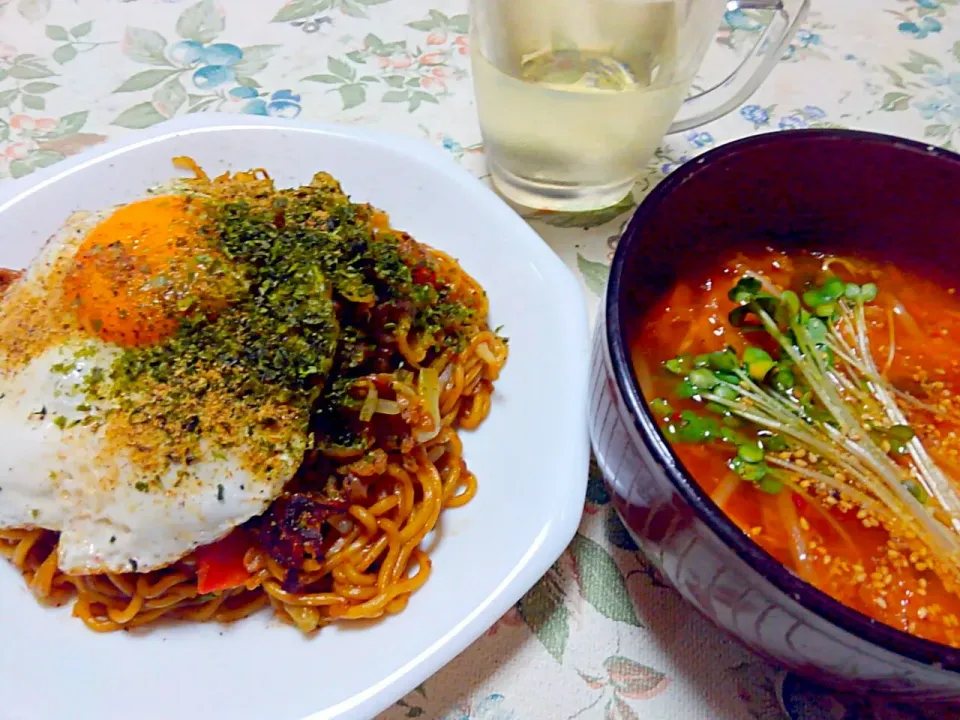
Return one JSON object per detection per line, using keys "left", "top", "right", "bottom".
{"left": 633, "top": 248, "right": 960, "bottom": 647}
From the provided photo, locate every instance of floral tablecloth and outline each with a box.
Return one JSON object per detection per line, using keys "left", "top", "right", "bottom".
{"left": 1, "top": 0, "right": 959, "bottom": 718}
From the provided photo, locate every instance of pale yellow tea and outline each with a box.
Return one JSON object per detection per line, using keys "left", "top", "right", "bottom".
{"left": 470, "top": 0, "right": 725, "bottom": 210}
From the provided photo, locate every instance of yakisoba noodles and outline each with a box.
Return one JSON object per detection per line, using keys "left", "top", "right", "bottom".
{"left": 0, "top": 160, "right": 507, "bottom": 633}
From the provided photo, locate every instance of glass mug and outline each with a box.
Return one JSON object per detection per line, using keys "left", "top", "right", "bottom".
{"left": 470, "top": 0, "right": 810, "bottom": 211}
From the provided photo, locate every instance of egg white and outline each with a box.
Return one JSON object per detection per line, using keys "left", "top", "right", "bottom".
{"left": 0, "top": 208, "right": 304, "bottom": 575}
{"left": 0, "top": 340, "right": 303, "bottom": 575}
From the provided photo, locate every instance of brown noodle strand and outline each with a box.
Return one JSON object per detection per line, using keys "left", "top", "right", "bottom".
{"left": 356, "top": 534, "right": 390, "bottom": 572}
{"left": 262, "top": 581, "right": 346, "bottom": 607}
{"left": 332, "top": 585, "right": 379, "bottom": 601}
{"left": 106, "top": 594, "right": 145, "bottom": 624}
{"left": 329, "top": 549, "right": 431, "bottom": 620}
{"left": 314, "top": 536, "right": 368, "bottom": 576}
{"left": 368, "top": 495, "right": 399, "bottom": 516}
{"left": 213, "top": 593, "right": 269, "bottom": 623}
{"left": 385, "top": 595, "right": 408, "bottom": 614}
{"left": 390, "top": 465, "right": 416, "bottom": 521}
{"left": 446, "top": 471, "right": 478, "bottom": 509}
{"left": 336, "top": 563, "right": 378, "bottom": 587}
{"left": 145, "top": 589, "right": 199, "bottom": 610}
{"left": 137, "top": 572, "right": 192, "bottom": 599}
{"left": 75, "top": 578, "right": 123, "bottom": 606}
{"left": 376, "top": 518, "right": 402, "bottom": 591}
{"left": 348, "top": 505, "right": 379, "bottom": 536}
{"left": 178, "top": 593, "right": 229, "bottom": 622}
{"left": 107, "top": 573, "right": 137, "bottom": 598}
{"left": 12, "top": 529, "right": 42, "bottom": 567}
{"left": 30, "top": 550, "right": 58, "bottom": 598}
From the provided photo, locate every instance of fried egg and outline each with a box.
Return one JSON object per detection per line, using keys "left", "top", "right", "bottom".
{"left": 0, "top": 195, "right": 309, "bottom": 574}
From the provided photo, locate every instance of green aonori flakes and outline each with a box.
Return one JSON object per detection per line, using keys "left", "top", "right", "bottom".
{"left": 92, "top": 169, "right": 487, "bottom": 474}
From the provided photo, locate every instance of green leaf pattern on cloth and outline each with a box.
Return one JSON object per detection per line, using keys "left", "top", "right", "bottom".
{"left": 577, "top": 254, "right": 610, "bottom": 298}
{"left": 176, "top": 0, "right": 225, "bottom": 44}
{"left": 517, "top": 566, "right": 571, "bottom": 663}
{"left": 570, "top": 534, "right": 641, "bottom": 628}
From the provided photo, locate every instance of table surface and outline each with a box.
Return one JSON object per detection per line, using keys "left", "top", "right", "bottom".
{"left": 1, "top": 0, "right": 959, "bottom": 718}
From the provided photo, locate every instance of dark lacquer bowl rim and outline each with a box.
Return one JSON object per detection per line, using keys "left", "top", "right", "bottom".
{"left": 605, "top": 129, "right": 960, "bottom": 674}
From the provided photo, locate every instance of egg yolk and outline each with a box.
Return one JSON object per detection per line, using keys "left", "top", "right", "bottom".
{"left": 63, "top": 195, "right": 239, "bottom": 347}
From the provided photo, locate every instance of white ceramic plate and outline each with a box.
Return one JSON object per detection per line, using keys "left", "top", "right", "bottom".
{"left": 0, "top": 115, "right": 590, "bottom": 720}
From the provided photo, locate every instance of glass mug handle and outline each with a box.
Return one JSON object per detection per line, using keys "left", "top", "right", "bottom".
{"left": 668, "top": 0, "right": 811, "bottom": 133}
